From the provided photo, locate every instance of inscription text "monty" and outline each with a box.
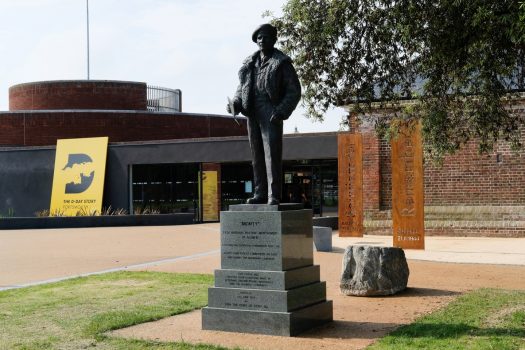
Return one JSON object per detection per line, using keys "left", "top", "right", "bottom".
{"left": 241, "top": 221, "right": 260, "bottom": 226}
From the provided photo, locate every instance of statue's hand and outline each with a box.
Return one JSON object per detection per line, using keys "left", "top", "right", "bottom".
{"left": 270, "top": 113, "right": 283, "bottom": 125}
{"left": 226, "top": 102, "right": 240, "bottom": 115}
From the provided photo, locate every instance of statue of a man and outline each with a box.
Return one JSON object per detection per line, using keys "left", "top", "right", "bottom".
{"left": 227, "top": 23, "right": 301, "bottom": 205}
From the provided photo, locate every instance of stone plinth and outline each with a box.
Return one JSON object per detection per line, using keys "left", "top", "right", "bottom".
{"left": 313, "top": 226, "right": 332, "bottom": 252}
{"left": 340, "top": 245, "right": 409, "bottom": 296}
{"left": 220, "top": 206, "right": 313, "bottom": 271}
{"left": 202, "top": 204, "right": 333, "bottom": 336}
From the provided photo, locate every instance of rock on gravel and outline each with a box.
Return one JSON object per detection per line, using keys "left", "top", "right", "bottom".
{"left": 340, "top": 245, "right": 409, "bottom": 296}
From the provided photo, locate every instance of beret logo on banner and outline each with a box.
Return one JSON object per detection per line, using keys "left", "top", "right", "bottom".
{"left": 62, "top": 154, "right": 95, "bottom": 194}
{"left": 50, "top": 137, "right": 108, "bottom": 216}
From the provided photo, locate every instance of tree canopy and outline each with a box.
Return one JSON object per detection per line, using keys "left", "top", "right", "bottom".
{"left": 269, "top": 0, "right": 525, "bottom": 158}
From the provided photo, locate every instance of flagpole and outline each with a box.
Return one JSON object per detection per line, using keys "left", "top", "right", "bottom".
{"left": 86, "top": 0, "right": 90, "bottom": 80}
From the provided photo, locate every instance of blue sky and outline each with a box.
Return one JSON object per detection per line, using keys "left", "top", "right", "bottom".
{"left": 0, "top": 0, "right": 345, "bottom": 133}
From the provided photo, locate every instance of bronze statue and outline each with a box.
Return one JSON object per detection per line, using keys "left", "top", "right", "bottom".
{"left": 227, "top": 23, "right": 301, "bottom": 205}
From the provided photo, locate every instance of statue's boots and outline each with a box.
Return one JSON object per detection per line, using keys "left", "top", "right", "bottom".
{"left": 246, "top": 196, "right": 267, "bottom": 204}
{"left": 267, "top": 197, "right": 279, "bottom": 205}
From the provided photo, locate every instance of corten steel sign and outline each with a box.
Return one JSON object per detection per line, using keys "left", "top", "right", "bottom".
{"left": 50, "top": 137, "right": 108, "bottom": 216}
{"left": 338, "top": 133, "right": 364, "bottom": 237}
{"left": 391, "top": 121, "right": 425, "bottom": 249}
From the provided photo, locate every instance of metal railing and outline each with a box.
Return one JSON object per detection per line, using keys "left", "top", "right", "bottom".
{"left": 147, "top": 86, "right": 182, "bottom": 112}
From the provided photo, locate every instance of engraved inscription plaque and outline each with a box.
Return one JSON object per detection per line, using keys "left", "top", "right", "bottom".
{"left": 220, "top": 210, "right": 313, "bottom": 271}
{"left": 337, "top": 133, "right": 364, "bottom": 237}
{"left": 222, "top": 271, "right": 275, "bottom": 289}
{"left": 221, "top": 212, "right": 281, "bottom": 270}
{"left": 391, "top": 121, "right": 425, "bottom": 249}
{"left": 215, "top": 266, "right": 320, "bottom": 290}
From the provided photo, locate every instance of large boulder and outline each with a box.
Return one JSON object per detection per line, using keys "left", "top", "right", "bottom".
{"left": 340, "top": 245, "right": 409, "bottom": 296}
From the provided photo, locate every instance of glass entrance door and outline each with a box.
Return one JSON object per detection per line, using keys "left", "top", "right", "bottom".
{"left": 283, "top": 160, "right": 337, "bottom": 216}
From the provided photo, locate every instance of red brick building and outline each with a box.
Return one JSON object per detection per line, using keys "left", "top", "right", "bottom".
{"left": 1, "top": 80, "right": 247, "bottom": 146}
{"left": 345, "top": 99, "right": 525, "bottom": 237}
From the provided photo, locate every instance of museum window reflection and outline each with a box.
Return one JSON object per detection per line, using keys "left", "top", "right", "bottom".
{"left": 220, "top": 162, "right": 254, "bottom": 210}
{"left": 131, "top": 163, "right": 200, "bottom": 215}
{"left": 130, "top": 159, "right": 338, "bottom": 222}
{"left": 282, "top": 159, "right": 338, "bottom": 217}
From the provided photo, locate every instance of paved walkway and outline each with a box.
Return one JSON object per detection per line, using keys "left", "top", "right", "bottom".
{"left": 1, "top": 223, "right": 524, "bottom": 290}
{"left": 332, "top": 234, "right": 525, "bottom": 265}
{"left": 0, "top": 224, "right": 220, "bottom": 290}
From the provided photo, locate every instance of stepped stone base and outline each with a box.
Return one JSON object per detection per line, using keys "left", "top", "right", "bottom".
{"left": 202, "top": 204, "right": 333, "bottom": 336}
{"left": 202, "top": 301, "right": 333, "bottom": 336}
{"left": 208, "top": 282, "right": 326, "bottom": 312}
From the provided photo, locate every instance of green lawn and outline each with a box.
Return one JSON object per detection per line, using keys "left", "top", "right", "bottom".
{"left": 1, "top": 273, "right": 523, "bottom": 350}
{"left": 368, "top": 288, "right": 525, "bottom": 350}
{"left": 0, "top": 271, "right": 228, "bottom": 350}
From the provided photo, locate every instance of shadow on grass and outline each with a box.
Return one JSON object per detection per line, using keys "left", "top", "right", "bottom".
{"left": 299, "top": 320, "right": 402, "bottom": 340}
{"left": 298, "top": 314, "right": 524, "bottom": 341}
{"left": 294, "top": 287, "right": 461, "bottom": 340}
{"left": 389, "top": 322, "right": 525, "bottom": 339}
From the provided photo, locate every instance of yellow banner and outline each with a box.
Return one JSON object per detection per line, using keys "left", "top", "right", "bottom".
{"left": 50, "top": 137, "right": 109, "bottom": 216}
{"left": 202, "top": 170, "right": 219, "bottom": 221}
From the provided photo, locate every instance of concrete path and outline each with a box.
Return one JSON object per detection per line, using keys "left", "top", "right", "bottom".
{"left": 0, "top": 224, "right": 220, "bottom": 290}
{"left": 332, "top": 235, "right": 525, "bottom": 265}
{"left": 1, "top": 223, "right": 524, "bottom": 290}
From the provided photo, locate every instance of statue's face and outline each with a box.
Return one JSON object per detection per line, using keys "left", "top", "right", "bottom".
{"left": 256, "top": 31, "right": 276, "bottom": 51}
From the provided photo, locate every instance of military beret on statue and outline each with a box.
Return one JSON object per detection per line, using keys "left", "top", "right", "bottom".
{"left": 252, "top": 23, "right": 278, "bottom": 43}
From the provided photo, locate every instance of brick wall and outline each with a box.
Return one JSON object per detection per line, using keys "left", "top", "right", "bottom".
{"left": 424, "top": 127, "right": 525, "bottom": 206}
{"left": 362, "top": 133, "right": 381, "bottom": 210}
{"left": 0, "top": 111, "right": 247, "bottom": 146}
{"left": 0, "top": 115, "right": 25, "bottom": 145}
{"left": 371, "top": 127, "right": 525, "bottom": 208}
{"left": 9, "top": 80, "right": 147, "bottom": 111}
{"left": 379, "top": 136, "right": 393, "bottom": 209}
{"left": 352, "top": 104, "right": 525, "bottom": 210}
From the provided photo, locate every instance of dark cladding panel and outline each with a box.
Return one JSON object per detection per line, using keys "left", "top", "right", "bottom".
{"left": 0, "top": 147, "right": 55, "bottom": 217}
{"left": 0, "top": 132, "right": 338, "bottom": 217}
{"left": 283, "top": 133, "right": 338, "bottom": 160}
{"left": 110, "top": 133, "right": 338, "bottom": 164}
